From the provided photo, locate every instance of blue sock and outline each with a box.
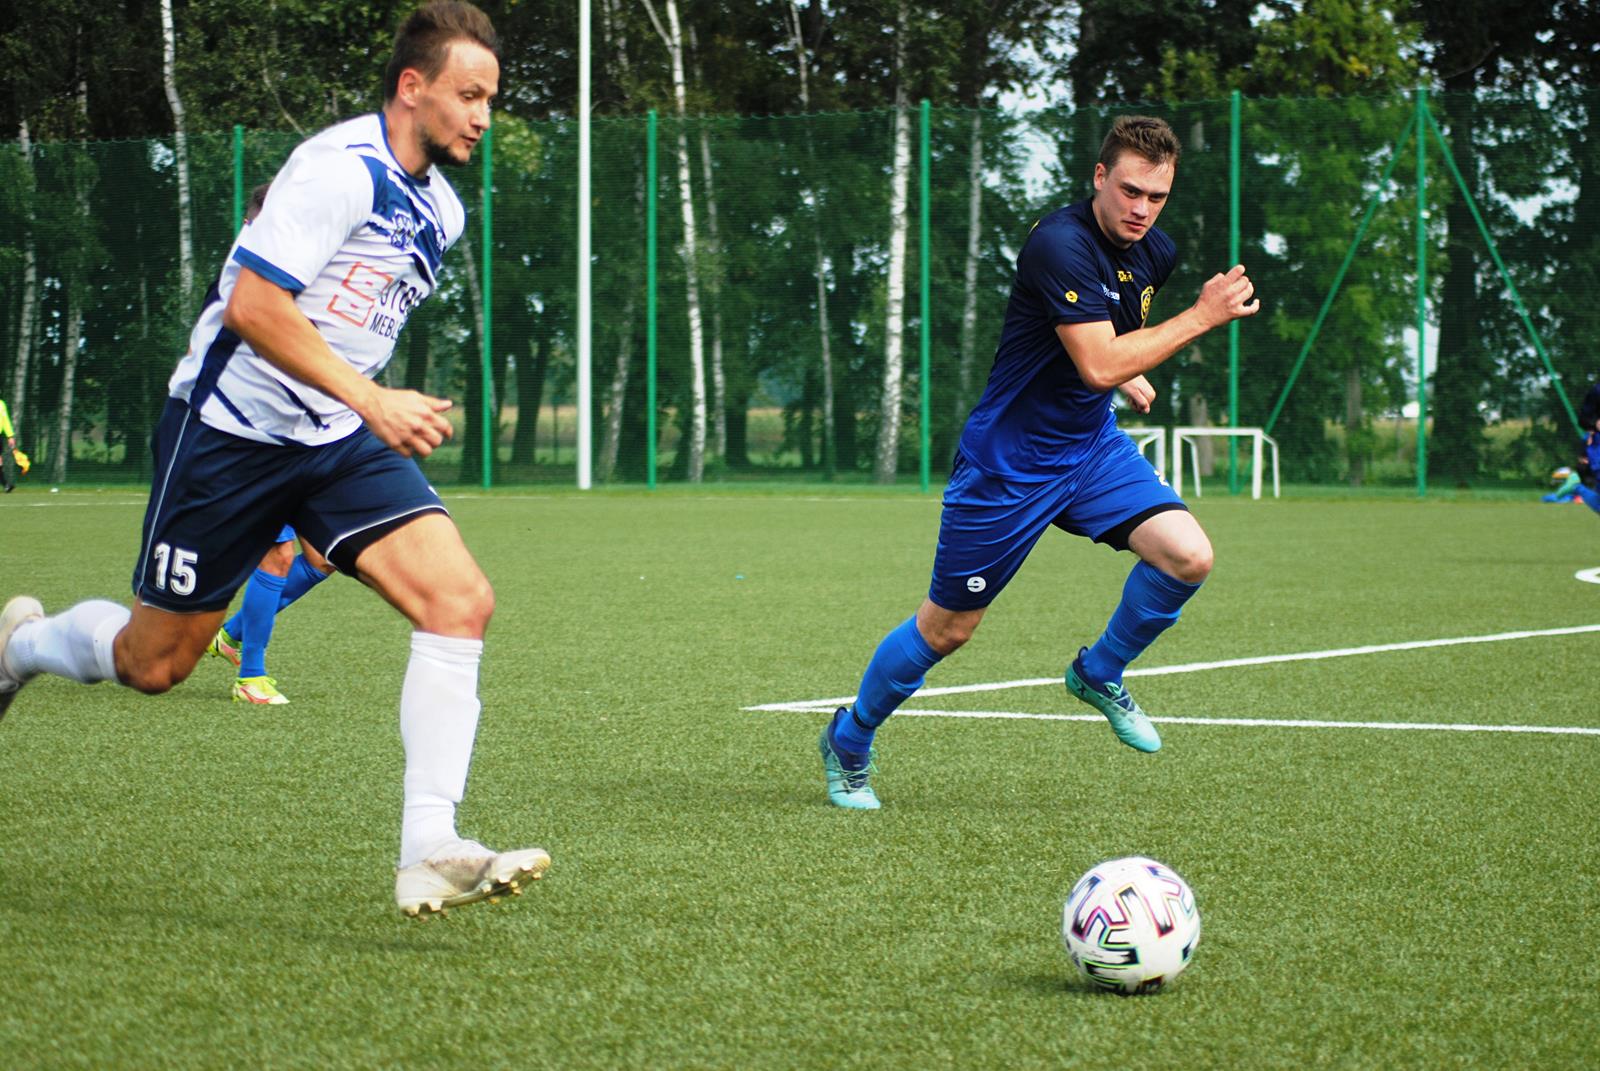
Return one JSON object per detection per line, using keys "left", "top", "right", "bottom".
{"left": 277, "top": 555, "right": 330, "bottom": 611}
{"left": 236, "top": 569, "right": 286, "bottom": 679}
{"left": 834, "top": 616, "right": 943, "bottom": 753}
{"left": 1080, "top": 561, "right": 1202, "bottom": 687}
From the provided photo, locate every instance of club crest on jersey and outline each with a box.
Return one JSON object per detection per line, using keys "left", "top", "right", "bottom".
{"left": 379, "top": 209, "right": 419, "bottom": 250}
{"left": 1140, "top": 285, "right": 1155, "bottom": 324}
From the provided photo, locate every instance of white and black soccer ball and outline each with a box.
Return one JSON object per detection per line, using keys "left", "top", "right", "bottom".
{"left": 1061, "top": 856, "right": 1201, "bottom": 995}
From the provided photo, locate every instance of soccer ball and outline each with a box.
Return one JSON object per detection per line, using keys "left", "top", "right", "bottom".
{"left": 1061, "top": 856, "right": 1201, "bottom": 994}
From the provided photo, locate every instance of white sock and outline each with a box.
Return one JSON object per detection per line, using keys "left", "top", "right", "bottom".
{"left": 398, "top": 631, "right": 484, "bottom": 868}
{"left": 9, "top": 600, "right": 130, "bottom": 684}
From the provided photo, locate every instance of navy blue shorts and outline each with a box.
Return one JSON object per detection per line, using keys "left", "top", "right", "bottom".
{"left": 927, "top": 429, "right": 1186, "bottom": 611}
{"left": 132, "top": 397, "right": 447, "bottom": 613}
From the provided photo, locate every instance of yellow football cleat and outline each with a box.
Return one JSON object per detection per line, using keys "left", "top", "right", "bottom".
{"left": 207, "top": 628, "right": 241, "bottom": 669}
{"left": 232, "top": 675, "right": 288, "bottom": 705}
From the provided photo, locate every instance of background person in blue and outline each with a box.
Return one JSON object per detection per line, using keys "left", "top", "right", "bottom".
{"left": 819, "top": 115, "right": 1261, "bottom": 810}
{"left": 1545, "top": 381, "right": 1600, "bottom": 509}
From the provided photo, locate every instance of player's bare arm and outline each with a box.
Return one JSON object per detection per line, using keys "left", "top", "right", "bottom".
{"left": 221, "top": 268, "right": 454, "bottom": 458}
{"left": 1057, "top": 264, "right": 1259, "bottom": 391}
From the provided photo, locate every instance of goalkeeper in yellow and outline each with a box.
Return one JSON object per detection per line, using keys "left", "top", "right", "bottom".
{"left": 0, "top": 397, "right": 26, "bottom": 493}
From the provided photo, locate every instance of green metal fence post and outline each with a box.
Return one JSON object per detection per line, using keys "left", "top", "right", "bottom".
{"left": 1228, "top": 91, "right": 1240, "bottom": 494}
{"left": 1415, "top": 87, "right": 1428, "bottom": 498}
{"left": 232, "top": 124, "right": 244, "bottom": 235}
{"left": 919, "top": 99, "right": 931, "bottom": 494}
{"left": 646, "top": 109, "right": 658, "bottom": 489}
{"left": 481, "top": 123, "right": 493, "bottom": 490}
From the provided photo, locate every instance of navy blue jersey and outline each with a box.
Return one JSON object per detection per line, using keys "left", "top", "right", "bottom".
{"left": 957, "top": 199, "right": 1177, "bottom": 481}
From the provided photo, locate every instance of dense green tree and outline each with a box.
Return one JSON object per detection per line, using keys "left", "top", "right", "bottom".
{"left": 1411, "top": 0, "right": 1554, "bottom": 482}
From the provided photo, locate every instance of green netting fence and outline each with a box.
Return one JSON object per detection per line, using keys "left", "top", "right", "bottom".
{"left": 1, "top": 89, "right": 1594, "bottom": 494}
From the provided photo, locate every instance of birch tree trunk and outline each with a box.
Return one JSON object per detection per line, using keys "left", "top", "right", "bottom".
{"left": 789, "top": 1, "right": 835, "bottom": 477}
{"left": 598, "top": 292, "right": 636, "bottom": 482}
{"left": 641, "top": 0, "right": 706, "bottom": 482}
{"left": 956, "top": 111, "right": 984, "bottom": 426}
{"left": 689, "top": 26, "right": 726, "bottom": 464}
{"left": 53, "top": 295, "right": 82, "bottom": 485}
{"left": 160, "top": 0, "right": 194, "bottom": 310}
{"left": 53, "top": 83, "right": 91, "bottom": 485}
{"left": 597, "top": 0, "right": 636, "bottom": 483}
{"left": 697, "top": 124, "right": 726, "bottom": 464}
{"left": 874, "top": 0, "right": 913, "bottom": 484}
{"left": 11, "top": 121, "right": 36, "bottom": 448}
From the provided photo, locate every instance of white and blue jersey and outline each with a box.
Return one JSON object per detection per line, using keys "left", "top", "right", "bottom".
{"left": 929, "top": 199, "right": 1184, "bottom": 611}
{"left": 133, "top": 114, "right": 459, "bottom": 612}
{"left": 169, "top": 113, "right": 463, "bottom": 446}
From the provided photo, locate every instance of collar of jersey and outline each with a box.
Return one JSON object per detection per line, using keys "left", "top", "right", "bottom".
{"left": 376, "top": 111, "right": 433, "bottom": 190}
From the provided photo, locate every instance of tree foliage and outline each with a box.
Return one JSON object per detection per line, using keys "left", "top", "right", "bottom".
{"left": 0, "top": 0, "right": 1591, "bottom": 486}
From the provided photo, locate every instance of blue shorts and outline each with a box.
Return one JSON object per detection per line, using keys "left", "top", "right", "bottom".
{"left": 928, "top": 429, "right": 1186, "bottom": 611}
{"left": 132, "top": 397, "right": 447, "bottom": 613}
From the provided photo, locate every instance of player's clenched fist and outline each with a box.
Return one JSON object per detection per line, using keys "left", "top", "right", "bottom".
{"left": 364, "top": 388, "right": 455, "bottom": 458}
{"left": 1194, "top": 264, "right": 1260, "bottom": 329}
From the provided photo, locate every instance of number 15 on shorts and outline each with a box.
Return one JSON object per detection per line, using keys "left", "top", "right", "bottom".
{"left": 151, "top": 542, "right": 198, "bottom": 596}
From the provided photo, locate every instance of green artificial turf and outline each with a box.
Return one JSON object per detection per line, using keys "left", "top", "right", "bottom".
{"left": 2, "top": 487, "right": 1597, "bottom": 1069}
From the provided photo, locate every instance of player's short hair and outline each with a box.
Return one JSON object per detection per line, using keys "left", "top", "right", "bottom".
{"left": 1098, "top": 116, "right": 1182, "bottom": 171}
{"left": 245, "top": 183, "right": 271, "bottom": 223}
{"left": 383, "top": 1, "right": 499, "bottom": 102}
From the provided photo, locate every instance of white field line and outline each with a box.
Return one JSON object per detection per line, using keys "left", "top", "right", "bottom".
{"left": 746, "top": 623, "right": 1600, "bottom": 737}
{"left": 1575, "top": 567, "right": 1600, "bottom": 585}
{"left": 749, "top": 623, "right": 1600, "bottom": 712}
{"left": 756, "top": 706, "right": 1600, "bottom": 737}
{"left": 9, "top": 498, "right": 146, "bottom": 508}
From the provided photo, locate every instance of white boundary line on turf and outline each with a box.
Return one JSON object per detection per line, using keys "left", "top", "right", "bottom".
{"left": 8, "top": 498, "right": 147, "bottom": 508}
{"left": 1575, "top": 567, "right": 1600, "bottom": 585}
{"left": 745, "top": 624, "right": 1600, "bottom": 737}
{"left": 748, "top": 623, "right": 1600, "bottom": 712}
{"left": 758, "top": 707, "right": 1600, "bottom": 737}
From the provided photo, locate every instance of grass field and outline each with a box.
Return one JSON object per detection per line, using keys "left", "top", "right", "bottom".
{"left": 2, "top": 485, "right": 1598, "bottom": 1069}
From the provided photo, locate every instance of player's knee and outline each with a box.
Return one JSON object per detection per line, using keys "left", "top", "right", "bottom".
{"left": 417, "top": 575, "right": 494, "bottom": 638}
{"left": 924, "top": 617, "right": 977, "bottom": 655}
{"left": 262, "top": 541, "right": 295, "bottom": 575}
{"left": 1168, "top": 542, "right": 1213, "bottom": 585}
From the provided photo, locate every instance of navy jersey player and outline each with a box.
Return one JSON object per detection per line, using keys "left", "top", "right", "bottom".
{"left": 819, "top": 116, "right": 1261, "bottom": 809}
{"left": 0, "top": 2, "right": 550, "bottom": 916}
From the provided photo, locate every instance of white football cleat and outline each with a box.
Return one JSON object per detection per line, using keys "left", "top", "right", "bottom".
{"left": 0, "top": 596, "right": 44, "bottom": 724}
{"left": 395, "top": 838, "right": 551, "bottom": 919}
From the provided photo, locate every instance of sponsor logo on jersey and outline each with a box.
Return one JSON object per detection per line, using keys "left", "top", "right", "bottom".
{"left": 1065, "top": 289, "right": 1078, "bottom": 303}
{"left": 1100, "top": 283, "right": 1121, "bottom": 302}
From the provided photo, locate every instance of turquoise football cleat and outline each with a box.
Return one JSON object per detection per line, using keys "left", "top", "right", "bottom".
{"left": 1066, "top": 651, "right": 1162, "bottom": 753}
{"left": 818, "top": 707, "right": 881, "bottom": 810}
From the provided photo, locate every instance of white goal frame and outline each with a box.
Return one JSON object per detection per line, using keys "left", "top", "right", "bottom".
{"left": 1170, "top": 426, "right": 1280, "bottom": 500}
